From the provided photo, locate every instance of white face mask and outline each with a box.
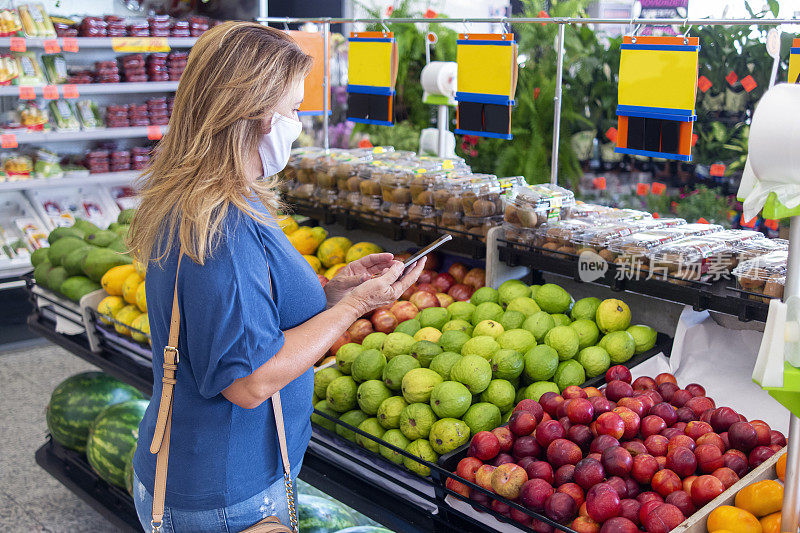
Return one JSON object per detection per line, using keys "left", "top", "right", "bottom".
{"left": 259, "top": 112, "right": 302, "bottom": 177}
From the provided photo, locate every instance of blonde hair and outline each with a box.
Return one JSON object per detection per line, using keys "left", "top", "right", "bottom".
{"left": 128, "top": 21, "right": 312, "bottom": 265}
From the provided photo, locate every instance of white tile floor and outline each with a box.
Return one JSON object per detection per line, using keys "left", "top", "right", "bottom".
{"left": 0, "top": 342, "right": 115, "bottom": 532}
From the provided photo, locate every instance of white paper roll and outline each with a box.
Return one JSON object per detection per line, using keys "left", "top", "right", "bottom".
{"left": 420, "top": 61, "right": 457, "bottom": 97}
{"left": 740, "top": 83, "right": 800, "bottom": 220}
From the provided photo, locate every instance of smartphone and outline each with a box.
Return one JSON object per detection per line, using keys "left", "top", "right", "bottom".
{"left": 403, "top": 234, "right": 452, "bottom": 273}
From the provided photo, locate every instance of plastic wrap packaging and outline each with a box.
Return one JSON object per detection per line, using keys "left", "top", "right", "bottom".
{"left": 33, "top": 148, "right": 62, "bottom": 178}
{"left": 74, "top": 100, "right": 103, "bottom": 129}
{"left": 703, "top": 230, "right": 773, "bottom": 267}
{"left": 380, "top": 166, "right": 414, "bottom": 218}
{"left": 607, "top": 229, "right": 688, "bottom": 261}
{"left": 48, "top": 100, "right": 79, "bottom": 131}
{"left": 408, "top": 170, "right": 446, "bottom": 225}
{"left": 0, "top": 9, "right": 23, "bottom": 37}
{"left": 14, "top": 51, "right": 45, "bottom": 85}
{"left": 289, "top": 150, "right": 325, "bottom": 201}
{"left": 42, "top": 53, "right": 68, "bottom": 84}
{"left": 315, "top": 151, "right": 364, "bottom": 207}
{"left": 503, "top": 184, "right": 576, "bottom": 231}
{"left": 569, "top": 222, "right": 643, "bottom": 258}
{"left": 0, "top": 54, "right": 19, "bottom": 85}
{"left": 19, "top": 101, "right": 47, "bottom": 130}
{"left": 563, "top": 202, "right": 616, "bottom": 220}
{"left": 647, "top": 236, "right": 733, "bottom": 283}
{"left": 18, "top": 4, "right": 55, "bottom": 38}
{"left": 732, "top": 250, "right": 788, "bottom": 302}
{"left": 533, "top": 219, "right": 595, "bottom": 254}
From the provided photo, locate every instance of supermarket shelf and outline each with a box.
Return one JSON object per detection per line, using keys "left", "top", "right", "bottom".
{"left": 0, "top": 81, "right": 179, "bottom": 97}
{"left": 0, "top": 36, "right": 196, "bottom": 49}
{"left": 11, "top": 125, "right": 167, "bottom": 144}
{"left": 0, "top": 171, "right": 138, "bottom": 192}
{"left": 35, "top": 438, "right": 141, "bottom": 533}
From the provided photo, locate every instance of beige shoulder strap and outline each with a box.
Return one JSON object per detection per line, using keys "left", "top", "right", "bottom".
{"left": 149, "top": 252, "right": 296, "bottom": 533}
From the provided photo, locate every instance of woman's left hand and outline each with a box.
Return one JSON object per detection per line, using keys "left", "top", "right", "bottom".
{"left": 324, "top": 252, "right": 396, "bottom": 308}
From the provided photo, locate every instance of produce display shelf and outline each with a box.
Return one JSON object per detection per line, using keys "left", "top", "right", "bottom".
{"left": 291, "top": 203, "right": 487, "bottom": 259}
{"left": 497, "top": 241, "right": 770, "bottom": 323}
{"left": 9, "top": 125, "right": 167, "bottom": 144}
{"left": 35, "top": 437, "right": 141, "bottom": 533}
{"left": 0, "top": 81, "right": 179, "bottom": 97}
{"left": 0, "top": 170, "right": 138, "bottom": 192}
{"left": 0, "top": 36, "right": 197, "bottom": 49}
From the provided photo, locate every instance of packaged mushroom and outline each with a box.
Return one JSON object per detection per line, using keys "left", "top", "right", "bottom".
{"left": 503, "top": 184, "right": 576, "bottom": 230}
{"left": 732, "top": 250, "right": 787, "bottom": 302}
{"left": 647, "top": 236, "right": 732, "bottom": 283}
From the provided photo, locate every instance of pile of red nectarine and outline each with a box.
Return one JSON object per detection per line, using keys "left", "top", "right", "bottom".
{"left": 445, "top": 366, "right": 786, "bottom": 533}
{"left": 326, "top": 255, "right": 486, "bottom": 357}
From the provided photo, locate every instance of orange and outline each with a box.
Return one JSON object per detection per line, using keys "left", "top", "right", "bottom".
{"left": 735, "top": 480, "right": 783, "bottom": 517}
{"left": 707, "top": 506, "right": 762, "bottom": 533}
{"left": 759, "top": 512, "right": 781, "bottom": 533}
{"left": 776, "top": 453, "right": 786, "bottom": 482}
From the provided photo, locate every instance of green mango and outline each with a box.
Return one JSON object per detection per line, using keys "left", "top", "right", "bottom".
{"left": 117, "top": 209, "right": 136, "bottom": 225}
{"left": 106, "top": 239, "right": 128, "bottom": 254}
{"left": 33, "top": 260, "right": 52, "bottom": 287}
{"left": 48, "top": 226, "right": 84, "bottom": 244}
{"left": 72, "top": 218, "right": 100, "bottom": 234}
{"left": 30, "top": 247, "right": 49, "bottom": 267}
{"left": 84, "top": 230, "right": 118, "bottom": 248}
{"left": 47, "top": 266, "right": 69, "bottom": 294}
{"left": 60, "top": 276, "right": 102, "bottom": 302}
{"left": 62, "top": 246, "right": 94, "bottom": 276}
{"left": 82, "top": 248, "right": 133, "bottom": 282}
{"left": 48, "top": 237, "right": 89, "bottom": 266}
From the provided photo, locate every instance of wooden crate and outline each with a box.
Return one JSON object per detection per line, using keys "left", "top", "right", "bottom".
{"left": 673, "top": 447, "right": 786, "bottom": 533}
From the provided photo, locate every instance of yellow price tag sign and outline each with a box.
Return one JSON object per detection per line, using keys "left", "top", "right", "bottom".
{"left": 111, "top": 37, "right": 171, "bottom": 53}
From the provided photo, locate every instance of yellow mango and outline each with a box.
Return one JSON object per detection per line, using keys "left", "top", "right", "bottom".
{"left": 122, "top": 273, "right": 143, "bottom": 305}
{"left": 277, "top": 215, "right": 299, "bottom": 235}
{"left": 288, "top": 226, "right": 327, "bottom": 255}
{"left": 97, "top": 295, "right": 125, "bottom": 325}
{"left": 114, "top": 305, "right": 141, "bottom": 336}
{"left": 101, "top": 264, "right": 136, "bottom": 296}
{"left": 735, "top": 480, "right": 783, "bottom": 518}
{"left": 345, "top": 241, "right": 382, "bottom": 263}
{"left": 759, "top": 513, "right": 781, "bottom": 533}
{"left": 324, "top": 263, "right": 346, "bottom": 280}
{"left": 130, "top": 313, "right": 150, "bottom": 343}
{"left": 303, "top": 255, "right": 322, "bottom": 274}
{"left": 707, "top": 506, "right": 762, "bottom": 533}
{"left": 317, "top": 236, "right": 353, "bottom": 268}
{"left": 133, "top": 260, "right": 147, "bottom": 277}
{"left": 135, "top": 281, "right": 147, "bottom": 312}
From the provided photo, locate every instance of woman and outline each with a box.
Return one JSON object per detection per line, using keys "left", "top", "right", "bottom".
{"left": 128, "top": 22, "right": 424, "bottom": 532}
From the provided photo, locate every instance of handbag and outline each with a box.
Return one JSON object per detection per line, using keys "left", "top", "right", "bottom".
{"left": 148, "top": 252, "right": 296, "bottom": 533}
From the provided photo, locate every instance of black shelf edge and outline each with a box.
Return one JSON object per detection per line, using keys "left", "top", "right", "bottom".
{"left": 36, "top": 438, "right": 141, "bottom": 533}
{"left": 497, "top": 243, "right": 769, "bottom": 323}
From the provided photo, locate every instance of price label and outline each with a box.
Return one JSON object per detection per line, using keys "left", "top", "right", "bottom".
{"left": 9, "top": 37, "right": 25, "bottom": 52}
{"left": 636, "top": 183, "right": 650, "bottom": 196}
{"left": 62, "top": 84, "right": 79, "bottom": 99}
{"left": 592, "top": 177, "right": 606, "bottom": 190}
{"left": 697, "top": 217, "right": 709, "bottom": 224}
{"left": 147, "top": 125, "right": 163, "bottom": 140}
{"left": 741, "top": 75, "right": 757, "bottom": 93}
{"left": 538, "top": 10, "right": 549, "bottom": 24}
{"left": 112, "top": 37, "right": 170, "bottom": 53}
{"left": 43, "top": 39, "right": 60, "bottom": 53}
{"left": 697, "top": 75, "right": 712, "bottom": 93}
{"left": 652, "top": 212, "right": 661, "bottom": 219}
{"left": 62, "top": 37, "right": 79, "bottom": 53}
{"left": 765, "top": 219, "right": 778, "bottom": 230}
{"left": 424, "top": 8, "right": 438, "bottom": 18}
{"left": 725, "top": 70, "right": 739, "bottom": 86}
{"left": 651, "top": 182, "right": 666, "bottom": 195}
{"left": 709, "top": 164, "right": 726, "bottom": 177}
{"left": 43, "top": 85, "right": 58, "bottom": 100}
{"left": 691, "top": 133, "right": 698, "bottom": 147}
{"left": 605, "top": 127, "right": 618, "bottom": 143}
{"left": 741, "top": 216, "right": 757, "bottom": 228}
{"left": 1, "top": 133, "right": 17, "bottom": 148}
{"left": 18, "top": 86, "right": 35, "bottom": 99}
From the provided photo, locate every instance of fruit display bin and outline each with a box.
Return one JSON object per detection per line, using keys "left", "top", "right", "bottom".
{"left": 496, "top": 239, "right": 770, "bottom": 323}
{"left": 25, "top": 274, "right": 90, "bottom": 336}
{"left": 674, "top": 448, "right": 784, "bottom": 533}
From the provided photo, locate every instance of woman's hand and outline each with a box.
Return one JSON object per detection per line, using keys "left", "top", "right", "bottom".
{"left": 338, "top": 257, "right": 426, "bottom": 317}
{"left": 324, "top": 252, "right": 396, "bottom": 308}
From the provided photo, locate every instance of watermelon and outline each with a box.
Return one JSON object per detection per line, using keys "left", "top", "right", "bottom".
{"left": 124, "top": 443, "right": 136, "bottom": 496}
{"left": 45, "top": 372, "right": 144, "bottom": 453}
{"left": 86, "top": 399, "right": 148, "bottom": 488}
{"left": 298, "top": 494, "right": 357, "bottom": 533}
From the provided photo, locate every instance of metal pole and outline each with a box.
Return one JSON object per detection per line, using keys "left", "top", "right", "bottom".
{"left": 551, "top": 24, "right": 565, "bottom": 185}
{"left": 323, "top": 19, "right": 330, "bottom": 153}
{"left": 781, "top": 216, "right": 800, "bottom": 533}
{"left": 437, "top": 105, "right": 448, "bottom": 157}
{"left": 258, "top": 16, "right": 800, "bottom": 26}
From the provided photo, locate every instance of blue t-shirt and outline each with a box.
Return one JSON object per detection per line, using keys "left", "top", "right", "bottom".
{"left": 133, "top": 199, "right": 327, "bottom": 510}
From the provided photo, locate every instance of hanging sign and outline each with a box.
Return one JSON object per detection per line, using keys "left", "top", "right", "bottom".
{"left": 454, "top": 33, "right": 518, "bottom": 140}
{"left": 346, "top": 31, "right": 399, "bottom": 126}
{"left": 789, "top": 38, "right": 800, "bottom": 84}
{"left": 287, "top": 31, "right": 329, "bottom": 116}
{"left": 615, "top": 35, "right": 700, "bottom": 162}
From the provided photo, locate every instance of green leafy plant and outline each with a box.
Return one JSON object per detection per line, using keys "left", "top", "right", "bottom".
{"left": 674, "top": 186, "right": 731, "bottom": 226}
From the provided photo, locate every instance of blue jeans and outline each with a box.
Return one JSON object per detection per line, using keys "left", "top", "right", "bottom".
{"left": 132, "top": 464, "right": 301, "bottom": 533}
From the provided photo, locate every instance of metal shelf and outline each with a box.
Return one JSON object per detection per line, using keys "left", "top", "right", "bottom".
{"left": 0, "top": 36, "right": 196, "bottom": 49}
{"left": 0, "top": 81, "right": 179, "bottom": 97}
{"left": 0, "top": 171, "right": 138, "bottom": 192}
{"left": 10, "top": 126, "right": 167, "bottom": 144}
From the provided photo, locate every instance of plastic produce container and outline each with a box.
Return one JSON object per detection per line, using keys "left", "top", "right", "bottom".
{"left": 647, "top": 236, "right": 733, "bottom": 283}
{"left": 533, "top": 219, "right": 594, "bottom": 254}
{"left": 503, "top": 183, "right": 576, "bottom": 231}
{"left": 380, "top": 166, "right": 415, "bottom": 219}
{"left": 732, "top": 250, "right": 788, "bottom": 303}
